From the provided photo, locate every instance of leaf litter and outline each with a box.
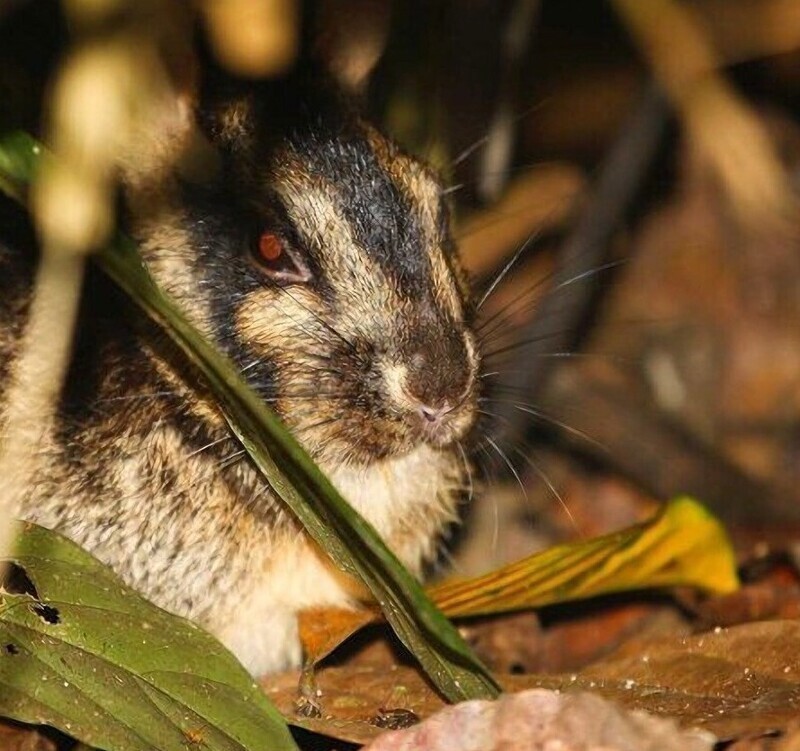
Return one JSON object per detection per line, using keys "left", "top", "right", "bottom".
{"left": 266, "top": 620, "right": 800, "bottom": 746}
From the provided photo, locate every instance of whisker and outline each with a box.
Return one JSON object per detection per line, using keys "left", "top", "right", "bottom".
{"left": 441, "top": 183, "right": 465, "bottom": 197}
{"left": 271, "top": 283, "right": 360, "bottom": 356}
{"left": 475, "top": 259, "right": 624, "bottom": 344}
{"left": 185, "top": 435, "right": 233, "bottom": 459}
{"left": 482, "top": 398, "right": 606, "bottom": 452}
{"left": 96, "top": 390, "right": 179, "bottom": 404}
{"left": 240, "top": 359, "right": 263, "bottom": 373}
{"left": 482, "top": 328, "right": 580, "bottom": 361}
{"left": 450, "top": 134, "right": 492, "bottom": 169}
{"left": 257, "top": 391, "right": 348, "bottom": 403}
{"left": 216, "top": 448, "right": 248, "bottom": 470}
{"left": 446, "top": 100, "right": 549, "bottom": 172}
{"left": 475, "top": 264, "right": 560, "bottom": 334}
{"left": 512, "top": 447, "right": 581, "bottom": 538}
{"left": 477, "top": 289, "right": 582, "bottom": 347}
{"left": 455, "top": 440, "right": 475, "bottom": 507}
{"left": 476, "top": 230, "right": 539, "bottom": 311}
{"left": 479, "top": 260, "right": 625, "bottom": 347}
{"left": 475, "top": 442, "right": 501, "bottom": 553}
{"left": 485, "top": 435, "right": 527, "bottom": 504}
{"left": 550, "top": 259, "right": 626, "bottom": 294}
{"left": 483, "top": 352, "right": 627, "bottom": 368}
{"left": 293, "top": 416, "right": 341, "bottom": 436}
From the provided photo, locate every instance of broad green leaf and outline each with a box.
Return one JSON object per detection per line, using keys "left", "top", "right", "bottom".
{"left": 0, "top": 130, "right": 499, "bottom": 703}
{"left": 0, "top": 522, "right": 299, "bottom": 751}
{"left": 298, "top": 496, "right": 739, "bottom": 664}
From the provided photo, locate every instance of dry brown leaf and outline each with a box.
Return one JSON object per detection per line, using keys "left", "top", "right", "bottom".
{"left": 0, "top": 720, "right": 57, "bottom": 751}
{"left": 575, "top": 619, "right": 800, "bottom": 740}
{"left": 693, "top": 564, "right": 800, "bottom": 628}
{"left": 266, "top": 620, "right": 800, "bottom": 745}
{"left": 298, "top": 606, "right": 378, "bottom": 665}
{"left": 264, "top": 663, "right": 440, "bottom": 745}
{"left": 727, "top": 720, "right": 800, "bottom": 750}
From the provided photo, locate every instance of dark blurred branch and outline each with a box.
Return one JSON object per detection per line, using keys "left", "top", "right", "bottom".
{"left": 541, "top": 364, "right": 800, "bottom": 523}
{"left": 495, "top": 83, "right": 669, "bottom": 442}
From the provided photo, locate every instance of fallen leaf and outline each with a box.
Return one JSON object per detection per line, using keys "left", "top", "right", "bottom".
{"left": 0, "top": 719, "right": 57, "bottom": 751}
{"left": 298, "top": 606, "right": 378, "bottom": 666}
{"left": 268, "top": 620, "right": 800, "bottom": 745}
{"left": 429, "top": 496, "right": 738, "bottom": 618}
{"left": 575, "top": 619, "right": 800, "bottom": 740}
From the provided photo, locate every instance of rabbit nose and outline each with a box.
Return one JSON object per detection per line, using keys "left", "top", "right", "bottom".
{"left": 418, "top": 401, "right": 454, "bottom": 424}
{"left": 405, "top": 342, "right": 469, "bottom": 414}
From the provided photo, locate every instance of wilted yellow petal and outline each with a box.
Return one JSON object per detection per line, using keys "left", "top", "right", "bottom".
{"left": 428, "top": 497, "right": 739, "bottom": 619}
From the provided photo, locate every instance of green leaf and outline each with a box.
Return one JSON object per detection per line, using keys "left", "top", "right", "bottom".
{"left": 0, "top": 130, "right": 35, "bottom": 202}
{"left": 0, "top": 522, "right": 299, "bottom": 751}
{"left": 0, "top": 130, "right": 499, "bottom": 703}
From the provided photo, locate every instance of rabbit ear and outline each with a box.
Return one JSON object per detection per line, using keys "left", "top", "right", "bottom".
{"left": 119, "top": 54, "right": 268, "bottom": 196}
{"left": 195, "top": 85, "right": 259, "bottom": 155}
{"left": 312, "top": 0, "right": 390, "bottom": 94}
{"left": 192, "top": 4, "right": 358, "bottom": 158}
{"left": 114, "top": 18, "right": 208, "bottom": 194}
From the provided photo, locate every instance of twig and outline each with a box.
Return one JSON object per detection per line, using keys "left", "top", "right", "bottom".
{"left": 540, "top": 364, "right": 799, "bottom": 523}
{"left": 492, "top": 83, "right": 669, "bottom": 443}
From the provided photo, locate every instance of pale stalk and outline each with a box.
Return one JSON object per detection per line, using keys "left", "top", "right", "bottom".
{"left": 0, "top": 249, "right": 85, "bottom": 559}
{"left": 612, "top": 0, "right": 796, "bottom": 232}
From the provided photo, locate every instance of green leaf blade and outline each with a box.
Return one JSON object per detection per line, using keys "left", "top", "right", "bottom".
{"left": 1, "top": 522, "right": 299, "bottom": 751}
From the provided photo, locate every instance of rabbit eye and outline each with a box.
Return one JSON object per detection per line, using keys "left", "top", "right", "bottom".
{"left": 258, "top": 232, "right": 283, "bottom": 262}
{"left": 252, "top": 230, "right": 311, "bottom": 284}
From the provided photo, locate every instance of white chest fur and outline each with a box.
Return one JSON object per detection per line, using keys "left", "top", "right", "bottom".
{"left": 213, "top": 443, "right": 464, "bottom": 675}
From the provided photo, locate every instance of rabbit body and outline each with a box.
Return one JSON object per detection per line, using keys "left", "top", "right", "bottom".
{"left": 0, "top": 76, "right": 479, "bottom": 675}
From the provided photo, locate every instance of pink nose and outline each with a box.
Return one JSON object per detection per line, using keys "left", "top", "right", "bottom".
{"left": 418, "top": 401, "right": 454, "bottom": 424}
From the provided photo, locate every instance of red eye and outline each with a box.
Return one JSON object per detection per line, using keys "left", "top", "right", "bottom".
{"left": 251, "top": 230, "right": 311, "bottom": 284}
{"left": 258, "top": 232, "right": 284, "bottom": 262}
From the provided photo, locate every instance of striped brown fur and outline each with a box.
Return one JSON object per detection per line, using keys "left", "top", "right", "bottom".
{"left": 0, "top": 69, "right": 480, "bottom": 675}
